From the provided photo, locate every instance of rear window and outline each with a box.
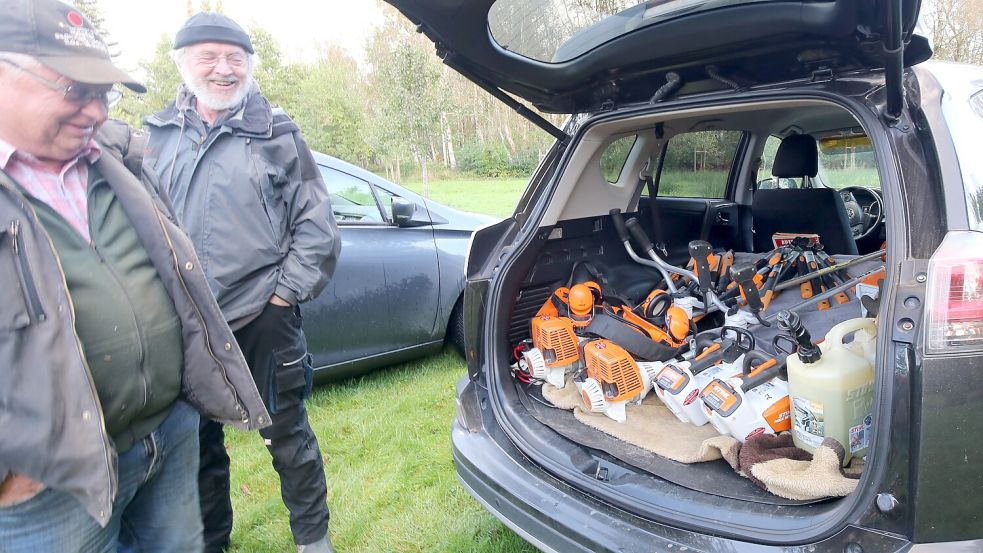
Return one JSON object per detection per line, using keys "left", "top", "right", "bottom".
{"left": 656, "top": 130, "right": 742, "bottom": 199}
{"left": 488, "top": 0, "right": 785, "bottom": 63}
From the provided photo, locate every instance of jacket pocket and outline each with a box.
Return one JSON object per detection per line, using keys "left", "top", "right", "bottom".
{"left": 1, "top": 220, "right": 42, "bottom": 330}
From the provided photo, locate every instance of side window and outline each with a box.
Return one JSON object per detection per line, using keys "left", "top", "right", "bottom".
{"left": 374, "top": 186, "right": 396, "bottom": 222}
{"left": 600, "top": 135, "right": 637, "bottom": 183}
{"left": 318, "top": 166, "right": 385, "bottom": 224}
{"left": 657, "top": 130, "right": 742, "bottom": 198}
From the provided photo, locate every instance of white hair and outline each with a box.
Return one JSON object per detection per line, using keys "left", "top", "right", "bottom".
{"left": 171, "top": 46, "right": 257, "bottom": 111}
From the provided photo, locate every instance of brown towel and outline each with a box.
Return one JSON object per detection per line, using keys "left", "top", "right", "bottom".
{"left": 739, "top": 434, "right": 860, "bottom": 500}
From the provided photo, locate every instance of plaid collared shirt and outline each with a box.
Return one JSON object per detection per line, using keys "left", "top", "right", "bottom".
{"left": 0, "top": 137, "right": 101, "bottom": 243}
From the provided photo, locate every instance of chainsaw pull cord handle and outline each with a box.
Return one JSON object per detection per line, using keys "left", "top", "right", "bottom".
{"left": 730, "top": 264, "right": 770, "bottom": 327}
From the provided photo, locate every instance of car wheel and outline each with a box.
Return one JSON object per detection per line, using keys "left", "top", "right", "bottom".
{"left": 448, "top": 296, "right": 465, "bottom": 357}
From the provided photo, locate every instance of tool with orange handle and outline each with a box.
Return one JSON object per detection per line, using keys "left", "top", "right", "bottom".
{"left": 700, "top": 349, "right": 791, "bottom": 442}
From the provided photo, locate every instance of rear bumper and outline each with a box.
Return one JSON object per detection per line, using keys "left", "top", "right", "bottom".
{"left": 452, "top": 377, "right": 921, "bottom": 553}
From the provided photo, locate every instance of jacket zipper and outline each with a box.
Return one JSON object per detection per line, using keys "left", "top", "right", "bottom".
{"left": 0, "top": 186, "right": 117, "bottom": 508}
{"left": 151, "top": 207, "right": 248, "bottom": 423}
{"left": 9, "top": 219, "right": 46, "bottom": 322}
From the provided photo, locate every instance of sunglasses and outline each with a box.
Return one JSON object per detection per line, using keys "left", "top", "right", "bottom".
{"left": 1, "top": 59, "right": 123, "bottom": 107}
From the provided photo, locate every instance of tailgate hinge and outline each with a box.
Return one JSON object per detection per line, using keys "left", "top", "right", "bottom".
{"left": 891, "top": 259, "right": 929, "bottom": 345}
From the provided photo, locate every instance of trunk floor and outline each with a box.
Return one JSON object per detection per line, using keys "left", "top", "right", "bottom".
{"left": 516, "top": 380, "right": 820, "bottom": 506}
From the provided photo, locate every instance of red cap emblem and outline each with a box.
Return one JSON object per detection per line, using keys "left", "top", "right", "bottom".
{"left": 67, "top": 11, "right": 85, "bottom": 27}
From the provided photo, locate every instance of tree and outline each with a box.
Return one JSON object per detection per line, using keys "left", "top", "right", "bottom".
{"left": 110, "top": 35, "right": 182, "bottom": 127}
{"left": 249, "top": 27, "right": 302, "bottom": 110}
{"left": 71, "top": 0, "right": 118, "bottom": 57}
{"left": 286, "top": 47, "right": 371, "bottom": 165}
{"left": 923, "top": 0, "right": 983, "bottom": 65}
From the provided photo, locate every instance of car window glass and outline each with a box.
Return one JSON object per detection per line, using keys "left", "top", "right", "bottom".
{"left": 600, "top": 135, "right": 637, "bottom": 183}
{"left": 816, "top": 134, "right": 880, "bottom": 189}
{"left": 374, "top": 186, "right": 396, "bottom": 221}
{"left": 488, "top": 0, "right": 784, "bottom": 63}
{"left": 318, "top": 166, "right": 385, "bottom": 224}
{"left": 657, "top": 130, "right": 742, "bottom": 198}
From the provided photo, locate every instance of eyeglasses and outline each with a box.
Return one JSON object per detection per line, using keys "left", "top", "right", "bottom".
{"left": 193, "top": 52, "right": 248, "bottom": 69}
{"left": 0, "top": 59, "right": 122, "bottom": 107}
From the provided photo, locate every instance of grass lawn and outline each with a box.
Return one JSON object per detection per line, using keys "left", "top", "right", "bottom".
{"left": 402, "top": 178, "right": 528, "bottom": 218}
{"left": 227, "top": 348, "right": 537, "bottom": 553}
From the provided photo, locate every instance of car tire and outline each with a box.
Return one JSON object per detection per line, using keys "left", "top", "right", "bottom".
{"left": 448, "top": 296, "right": 466, "bottom": 357}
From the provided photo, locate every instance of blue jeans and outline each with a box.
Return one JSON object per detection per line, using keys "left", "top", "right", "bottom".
{"left": 0, "top": 401, "right": 203, "bottom": 553}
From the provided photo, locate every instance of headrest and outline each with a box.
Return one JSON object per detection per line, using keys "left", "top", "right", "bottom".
{"left": 772, "top": 134, "right": 818, "bottom": 178}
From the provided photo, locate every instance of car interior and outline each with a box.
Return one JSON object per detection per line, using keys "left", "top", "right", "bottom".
{"left": 493, "top": 98, "right": 890, "bottom": 517}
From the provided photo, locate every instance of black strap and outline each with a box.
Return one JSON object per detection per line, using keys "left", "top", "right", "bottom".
{"left": 585, "top": 311, "right": 683, "bottom": 362}
{"left": 642, "top": 166, "right": 669, "bottom": 257}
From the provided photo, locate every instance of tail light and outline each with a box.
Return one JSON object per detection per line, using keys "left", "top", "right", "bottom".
{"left": 925, "top": 231, "right": 983, "bottom": 355}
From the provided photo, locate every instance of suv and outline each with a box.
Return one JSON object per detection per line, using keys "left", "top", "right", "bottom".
{"left": 385, "top": 1, "right": 983, "bottom": 551}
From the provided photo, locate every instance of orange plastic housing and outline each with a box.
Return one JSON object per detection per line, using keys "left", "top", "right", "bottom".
{"left": 531, "top": 315, "right": 580, "bottom": 368}
{"left": 583, "top": 340, "right": 645, "bottom": 402}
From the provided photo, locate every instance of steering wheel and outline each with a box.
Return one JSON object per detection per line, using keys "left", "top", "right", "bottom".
{"left": 838, "top": 186, "right": 884, "bottom": 241}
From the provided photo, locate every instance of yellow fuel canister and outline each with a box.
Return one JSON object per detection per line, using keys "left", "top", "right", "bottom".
{"left": 781, "top": 313, "right": 876, "bottom": 465}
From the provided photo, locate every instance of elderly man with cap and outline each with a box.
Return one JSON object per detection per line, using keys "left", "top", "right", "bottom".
{"left": 143, "top": 11, "right": 340, "bottom": 553}
{"left": 0, "top": 0, "right": 272, "bottom": 552}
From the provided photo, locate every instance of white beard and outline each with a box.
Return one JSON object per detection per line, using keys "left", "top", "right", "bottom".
{"left": 178, "top": 64, "right": 250, "bottom": 112}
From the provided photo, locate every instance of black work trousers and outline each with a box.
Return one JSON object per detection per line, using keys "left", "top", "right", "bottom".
{"left": 198, "top": 302, "right": 328, "bottom": 552}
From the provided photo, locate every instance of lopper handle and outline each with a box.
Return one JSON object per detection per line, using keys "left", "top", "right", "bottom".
{"left": 626, "top": 218, "right": 655, "bottom": 254}
{"left": 609, "top": 209, "right": 631, "bottom": 243}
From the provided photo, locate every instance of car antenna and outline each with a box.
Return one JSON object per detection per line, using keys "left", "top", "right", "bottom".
{"left": 649, "top": 72, "right": 682, "bottom": 104}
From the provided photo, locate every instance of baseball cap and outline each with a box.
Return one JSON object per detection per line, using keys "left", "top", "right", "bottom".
{"left": 173, "top": 12, "right": 254, "bottom": 54}
{"left": 0, "top": 0, "right": 145, "bottom": 93}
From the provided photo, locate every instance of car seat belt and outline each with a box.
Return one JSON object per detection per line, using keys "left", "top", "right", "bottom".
{"left": 642, "top": 162, "right": 669, "bottom": 257}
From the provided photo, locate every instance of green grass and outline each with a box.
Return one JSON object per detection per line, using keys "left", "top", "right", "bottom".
{"left": 402, "top": 178, "right": 527, "bottom": 218}
{"left": 227, "top": 349, "right": 537, "bottom": 553}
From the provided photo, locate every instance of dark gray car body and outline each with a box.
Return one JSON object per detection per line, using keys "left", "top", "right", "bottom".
{"left": 303, "top": 152, "right": 494, "bottom": 381}
{"left": 384, "top": 0, "right": 983, "bottom": 551}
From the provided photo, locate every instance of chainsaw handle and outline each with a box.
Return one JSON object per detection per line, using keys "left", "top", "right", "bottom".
{"left": 626, "top": 218, "right": 655, "bottom": 254}
{"left": 741, "top": 350, "right": 773, "bottom": 376}
{"left": 740, "top": 361, "right": 784, "bottom": 392}
{"left": 609, "top": 209, "right": 631, "bottom": 243}
{"left": 688, "top": 240, "right": 713, "bottom": 293}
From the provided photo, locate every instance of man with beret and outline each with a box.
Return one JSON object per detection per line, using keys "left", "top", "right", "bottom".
{"left": 0, "top": 0, "right": 271, "bottom": 551}
{"left": 143, "top": 12, "right": 340, "bottom": 553}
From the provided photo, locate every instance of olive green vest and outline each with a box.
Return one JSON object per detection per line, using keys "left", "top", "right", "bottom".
{"left": 24, "top": 166, "right": 183, "bottom": 453}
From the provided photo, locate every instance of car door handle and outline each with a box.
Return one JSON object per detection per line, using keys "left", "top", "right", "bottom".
{"left": 715, "top": 212, "right": 730, "bottom": 224}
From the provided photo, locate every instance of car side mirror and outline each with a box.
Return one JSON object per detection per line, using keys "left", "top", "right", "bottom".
{"left": 392, "top": 197, "right": 418, "bottom": 227}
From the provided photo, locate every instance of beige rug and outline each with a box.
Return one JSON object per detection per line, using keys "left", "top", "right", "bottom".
{"left": 542, "top": 377, "right": 861, "bottom": 500}
{"left": 543, "top": 378, "right": 741, "bottom": 466}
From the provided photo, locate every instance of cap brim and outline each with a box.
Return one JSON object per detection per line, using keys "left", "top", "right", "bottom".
{"left": 39, "top": 56, "right": 147, "bottom": 94}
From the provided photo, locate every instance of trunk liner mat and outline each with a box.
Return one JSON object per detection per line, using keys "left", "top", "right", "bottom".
{"left": 516, "top": 380, "right": 821, "bottom": 506}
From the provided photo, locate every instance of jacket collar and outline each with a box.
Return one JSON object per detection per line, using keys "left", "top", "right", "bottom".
{"left": 146, "top": 80, "right": 274, "bottom": 139}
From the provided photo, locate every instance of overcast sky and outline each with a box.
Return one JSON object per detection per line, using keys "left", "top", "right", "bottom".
{"left": 99, "top": 0, "right": 385, "bottom": 72}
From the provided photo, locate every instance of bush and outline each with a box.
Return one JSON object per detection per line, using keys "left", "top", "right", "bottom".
{"left": 457, "top": 143, "right": 540, "bottom": 178}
